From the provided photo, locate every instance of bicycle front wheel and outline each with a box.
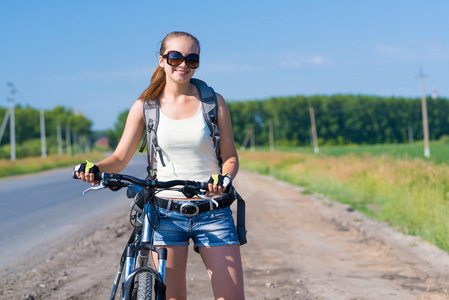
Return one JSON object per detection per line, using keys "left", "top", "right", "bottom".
{"left": 136, "top": 271, "right": 155, "bottom": 300}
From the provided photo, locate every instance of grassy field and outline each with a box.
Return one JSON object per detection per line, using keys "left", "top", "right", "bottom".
{"left": 239, "top": 147, "right": 449, "bottom": 253}
{"left": 0, "top": 153, "right": 105, "bottom": 178}
{"left": 276, "top": 142, "right": 449, "bottom": 165}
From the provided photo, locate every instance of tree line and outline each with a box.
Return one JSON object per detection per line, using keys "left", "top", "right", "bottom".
{"left": 0, "top": 105, "right": 93, "bottom": 159}
{"left": 4, "top": 94, "right": 448, "bottom": 160}
{"left": 106, "top": 94, "right": 449, "bottom": 149}
{"left": 227, "top": 95, "right": 449, "bottom": 147}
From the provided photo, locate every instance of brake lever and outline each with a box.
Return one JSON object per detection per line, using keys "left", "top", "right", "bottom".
{"left": 82, "top": 182, "right": 107, "bottom": 195}
{"left": 197, "top": 193, "right": 219, "bottom": 207}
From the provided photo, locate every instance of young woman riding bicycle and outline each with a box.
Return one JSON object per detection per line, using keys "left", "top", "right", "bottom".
{"left": 75, "top": 31, "right": 245, "bottom": 300}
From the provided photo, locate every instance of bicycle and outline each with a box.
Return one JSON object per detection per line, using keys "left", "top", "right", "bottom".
{"left": 73, "top": 171, "right": 218, "bottom": 300}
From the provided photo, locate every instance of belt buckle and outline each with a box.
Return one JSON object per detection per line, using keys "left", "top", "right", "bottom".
{"left": 180, "top": 202, "right": 199, "bottom": 217}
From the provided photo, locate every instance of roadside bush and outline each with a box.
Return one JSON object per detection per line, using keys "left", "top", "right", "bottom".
{"left": 438, "top": 135, "right": 449, "bottom": 144}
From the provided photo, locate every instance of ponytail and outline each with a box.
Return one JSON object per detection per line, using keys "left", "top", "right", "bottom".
{"left": 139, "top": 65, "right": 166, "bottom": 101}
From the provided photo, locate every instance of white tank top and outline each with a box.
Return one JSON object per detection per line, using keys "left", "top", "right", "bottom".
{"left": 155, "top": 105, "right": 220, "bottom": 198}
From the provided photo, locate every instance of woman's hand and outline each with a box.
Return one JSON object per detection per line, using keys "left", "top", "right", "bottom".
{"left": 207, "top": 173, "right": 232, "bottom": 195}
{"left": 74, "top": 161, "right": 100, "bottom": 185}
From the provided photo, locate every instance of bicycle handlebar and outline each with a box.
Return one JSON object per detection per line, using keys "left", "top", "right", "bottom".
{"left": 72, "top": 171, "right": 210, "bottom": 197}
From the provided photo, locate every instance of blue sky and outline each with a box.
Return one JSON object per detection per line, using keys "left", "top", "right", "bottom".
{"left": 1, "top": 0, "right": 448, "bottom": 130}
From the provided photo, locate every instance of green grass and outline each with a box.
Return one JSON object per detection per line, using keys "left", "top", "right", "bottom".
{"left": 275, "top": 142, "right": 449, "bottom": 165}
{"left": 239, "top": 150, "right": 449, "bottom": 252}
{"left": 0, "top": 153, "right": 105, "bottom": 178}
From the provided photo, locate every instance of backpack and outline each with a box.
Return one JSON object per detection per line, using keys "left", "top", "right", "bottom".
{"left": 138, "top": 78, "right": 247, "bottom": 245}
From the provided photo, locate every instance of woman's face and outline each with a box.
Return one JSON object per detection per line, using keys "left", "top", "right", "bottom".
{"left": 159, "top": 37, "right": 200, "bottom": 83}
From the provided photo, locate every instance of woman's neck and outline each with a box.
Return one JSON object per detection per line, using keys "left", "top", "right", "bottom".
{"left": 163, "top": 79, "right": 197, "bottom": 99}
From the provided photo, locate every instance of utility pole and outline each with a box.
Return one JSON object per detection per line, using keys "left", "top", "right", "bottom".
{"left": 268, "top": 119, "right": 274, "bottom": 152}
{"left": 419, "top": 68, "right": 430, "bottom": 158}
{"left": 84, "top": 135, "right": 90, "bottom": 153}
{"left": 40, "top": 109, "right": 47, "bottom": 158}
{"left": 57, "top": 120, "right": 63, "bottom": 154}
{"left": 309, "top": 106, "right": 319, "bottom": 154}
{"left": 240, "top": 125, "right": 254, "bottom": 152}
{"left": 250, "top": 128, "right": 255, "bottom": 152}
{"left": 73, "top": 130, "right": 78, "bottom": 155}
{"left": 408, "top": 126, "right": 413, "bottom": 145}
{"left": 65, "top": 125, "right": 72, "bottom": 155}
{"left": 7, "top": 82, "right": 16, "bottom": 161}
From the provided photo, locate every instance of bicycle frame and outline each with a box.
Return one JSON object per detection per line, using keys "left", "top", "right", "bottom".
{"left": 110, "top": 191, "right": 167, "bottom": 300}
{"left": 74, "top": 171, "right": 212, "bottom": 300}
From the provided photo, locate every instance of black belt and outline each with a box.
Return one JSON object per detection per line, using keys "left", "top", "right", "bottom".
{"left": 155, "top": 196, "right": 234, "bottom": 217}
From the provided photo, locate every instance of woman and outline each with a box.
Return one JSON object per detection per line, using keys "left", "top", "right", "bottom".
{"left": 75, "top": 31, "right": 244, "bottom": 300}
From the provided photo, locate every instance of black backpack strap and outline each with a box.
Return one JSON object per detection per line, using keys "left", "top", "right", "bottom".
{"left": 139, "top": 99, "right": 165, "bottom": 179}
{"left": 191, "top": 78, "right": 247, "bottom": 246}
{"left": 233, "top": 188, "right": 247, "bottom": 245}
{"left": 190, "top": 78, "right": 222, "bottom": 168}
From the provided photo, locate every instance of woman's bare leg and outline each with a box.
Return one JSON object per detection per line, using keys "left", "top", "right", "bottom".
{"left": 155, "top": 245, "right": 189, "bottom": 300}
{"left": 199, "top": 244, "right": 245, "bottom": 300}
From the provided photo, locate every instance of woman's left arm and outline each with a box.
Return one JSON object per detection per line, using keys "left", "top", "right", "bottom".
{"left": 216, "top": 93, "right": 239, "bottom": 180}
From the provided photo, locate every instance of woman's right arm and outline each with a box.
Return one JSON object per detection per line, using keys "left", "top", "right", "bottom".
{"left": 97, "top": 99, "right": 145, "bottom": 173}
{"left": 77, "top": 100, "right": 145, "bottom": 182}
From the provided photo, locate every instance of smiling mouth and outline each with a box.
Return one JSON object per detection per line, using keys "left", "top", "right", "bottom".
{"left": 176, "top": 69, "right": 189, "bottom": 75}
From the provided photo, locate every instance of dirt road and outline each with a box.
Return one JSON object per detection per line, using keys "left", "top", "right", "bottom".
{"left": 1, "top": 170, "right": 449, "bottom": 299}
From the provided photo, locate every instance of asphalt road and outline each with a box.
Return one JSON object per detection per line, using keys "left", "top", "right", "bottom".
{"left": 0, "top": 154, "right": 148, "bottom": 270}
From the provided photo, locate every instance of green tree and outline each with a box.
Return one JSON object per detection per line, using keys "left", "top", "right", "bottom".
{"left": 107, "top": 109, "right": 129, "bottom": 149}
{"left": 0, "top": 105, "right": 95, "bottom": 158}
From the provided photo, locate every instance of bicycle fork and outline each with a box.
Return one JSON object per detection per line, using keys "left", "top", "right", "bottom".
{"left": 114, "top": 203, "right": 167, "bottom": 300}
{"left": 140, "top": 202, "right": 167, "bottom": 282}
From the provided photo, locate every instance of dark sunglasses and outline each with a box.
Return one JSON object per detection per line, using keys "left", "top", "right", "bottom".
{"left": 162, "top": 51, "right": 200, "bottom": 69}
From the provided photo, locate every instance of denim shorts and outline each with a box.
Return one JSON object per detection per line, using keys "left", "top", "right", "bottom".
{"left": 153, "top": 200, "right": 239, "bottom": 249}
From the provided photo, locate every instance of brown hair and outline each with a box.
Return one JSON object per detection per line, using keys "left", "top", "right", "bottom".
{"left": 139, "top": 31, "right": 200, "bottom": 101}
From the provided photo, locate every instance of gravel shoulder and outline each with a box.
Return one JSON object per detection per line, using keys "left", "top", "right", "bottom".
{"left": 1, "top": 170, "right": 449, "bottom": 299}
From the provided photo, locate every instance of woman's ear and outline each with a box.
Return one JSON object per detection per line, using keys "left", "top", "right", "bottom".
{"left": 159, "top": 55, "right": 164, "bottom": 68}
